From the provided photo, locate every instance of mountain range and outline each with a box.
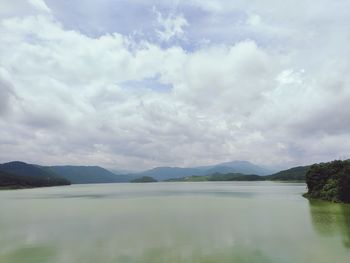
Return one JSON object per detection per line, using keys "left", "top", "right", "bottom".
{"left": 132, "top": 161, "right": 274, "bottom": 181}
{"left": 0, "top": 162, "right": 134, "bottom": 188}
{"left": 48, "top": 166, "right": 133, "bottom": 184}
{"left": 0, "top": 160, "right": 309, "bottom": 188}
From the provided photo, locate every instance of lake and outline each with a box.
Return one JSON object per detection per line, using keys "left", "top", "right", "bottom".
{"left": 0, "top": 182, "right": 349, "bottom": 263}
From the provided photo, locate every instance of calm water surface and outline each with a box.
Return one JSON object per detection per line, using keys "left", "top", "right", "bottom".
{"left": 0, "top": 182, "right": 349, "bottom": 263}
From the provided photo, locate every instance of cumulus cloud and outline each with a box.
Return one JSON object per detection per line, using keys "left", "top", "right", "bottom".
{"left": 0, "top": 0, "right": 349, "bottom": 169}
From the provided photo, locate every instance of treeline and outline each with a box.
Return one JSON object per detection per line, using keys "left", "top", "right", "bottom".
{"left": 0, "top": 170, "right": 70, "bottom": 189}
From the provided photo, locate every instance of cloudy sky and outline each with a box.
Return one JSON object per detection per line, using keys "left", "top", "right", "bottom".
{"left": 0, "top": 0, "right": 349, "bottom": 170}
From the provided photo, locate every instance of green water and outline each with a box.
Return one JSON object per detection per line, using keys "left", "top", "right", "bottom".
{"left": 0, "top": 182, "right": 349, "bottom": 263}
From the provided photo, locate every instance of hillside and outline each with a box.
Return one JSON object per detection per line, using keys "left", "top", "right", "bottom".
{"left": 207, "top": 161, "right": 273, "bottom": 175}
{"left": 131, "top": 161, "right": 273, "bottom": 181}
{"left": 136, "top": 167, "right": 204, "bottom": 181}
{"left": 265, "top": 166, "right": 310, "bottom": 181}
{"left": 48, "top": 166, "right": 133, "bottom": 184}
{"left": 0, "top": 162, "right": 70, "bottom": 188}
{"left": 165, "top": 163, "right": 313, "bottom": 182}
{"left": 305, "top": 160, "right": 350, "bottom": 203}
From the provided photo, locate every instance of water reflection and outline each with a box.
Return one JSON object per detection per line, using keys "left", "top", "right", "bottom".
{"left": 307, "top": 199, "right": 350, "bottom": 248}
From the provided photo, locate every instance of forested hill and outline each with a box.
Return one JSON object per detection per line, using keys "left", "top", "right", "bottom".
{"left": 0, "top": 162, "right": 70, "bottom": 188}
{"left": 305, "top": 160, "right": 350, "bottom": 203}
{"left": 265, "top": 166, "right": 310, "bottom": 181}
{"left": 165, "top": 166, "right": 310, "bottom": 182}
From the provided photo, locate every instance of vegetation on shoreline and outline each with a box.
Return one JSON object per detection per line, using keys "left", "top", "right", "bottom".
{"left": 0, "top": 170, "right": 70, "bottom": 189}
{"left": 131, "top": 176, "right": 157, "bottom": 183}
{"left": 166, "top": 173, "right": 265, "bottom": 182}
{"left": 304, "top": 160, "right": 350, "bottom": 203}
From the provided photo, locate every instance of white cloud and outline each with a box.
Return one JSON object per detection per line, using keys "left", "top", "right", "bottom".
{"left": 153, "top": 7, "right": 188, "bottom": 42}
{"left": 0, "top": 1, "right": 350, "bottom": 170}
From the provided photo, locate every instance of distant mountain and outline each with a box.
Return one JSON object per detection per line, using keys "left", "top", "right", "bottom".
{"left": 136, "top": 167, "right": 204, "bottom": 181}
{"left": 0, "top": 161, "right": 70, "bottom": 188}
{"left": 265, "top": 165, "right": 310, "bottom": 181}
{"left": 110, "top": 168, "right": 136, "bottom": 175}
{"left": 165, "top": 163, "right": 311, "bottom": 182}
{"left": 48, "top": 165, "right": 134, "bottom": 184}
{"left": 204, "top": 166, "right": 238, "bottom": 175}
{"left": 209, "top": 161, "right": 274, "bottom": 175}
{"left": 132, "top": 161, "right": 273, "bottom": 181}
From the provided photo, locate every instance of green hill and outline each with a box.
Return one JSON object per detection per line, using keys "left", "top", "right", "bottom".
{"left": 0, "top": 162, "right": 70, "bottom": 188}
{"left": 265, "top": 166, "right": 310, "bottom": 181}
{"left": 305, "top": 160, "right": 350, "bottom": 203}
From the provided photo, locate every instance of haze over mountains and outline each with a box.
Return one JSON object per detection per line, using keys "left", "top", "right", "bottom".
{"left": 136, "top": 161, "right": 273, "bottom": 181}
{"left": 0, "top": 160, "right": 309, "bottom": 188}
{"left": 49, "top": 166, "right": 132, "bottom": 184}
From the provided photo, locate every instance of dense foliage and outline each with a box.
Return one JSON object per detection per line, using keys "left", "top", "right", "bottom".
{"left": 131, "top": 176, "right": 157, "bottom": 183}
{"left": 305, "top": 160, "right": 350, "bottom": 203}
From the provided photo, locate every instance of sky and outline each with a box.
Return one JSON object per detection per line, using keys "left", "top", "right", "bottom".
{"left": 0, "top": 0, "right": 350, "bottom": 170}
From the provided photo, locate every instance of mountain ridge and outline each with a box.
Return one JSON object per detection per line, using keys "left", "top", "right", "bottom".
{"left": 0, "top": 161, "right": 70, "bottom": 188}
{"left": 131, "top": 160, "right": 275, "bottom": 181}
{"left": 1, "top": 160, "right": 305, "bottom": 185}
{"left": 47, "top": 165, "right": 134, "bottom": 184}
